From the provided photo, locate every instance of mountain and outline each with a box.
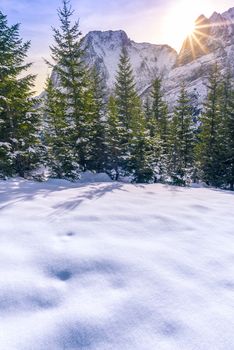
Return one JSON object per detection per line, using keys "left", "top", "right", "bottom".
{"left": 51, "top": 7, "right": 234, "bottom": 111}
{"left": 82, "top": 30, "right": 177, "bottom": 95}
{"left": 178, "top": 8, "right": 234, "bottom": 66}
{"left": 164, "top": 7, "right": 234, "bottom": 110}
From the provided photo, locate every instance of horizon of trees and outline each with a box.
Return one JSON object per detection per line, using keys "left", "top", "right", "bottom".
{"left": 0, "top": 0, "right": 234, "bottom": 190}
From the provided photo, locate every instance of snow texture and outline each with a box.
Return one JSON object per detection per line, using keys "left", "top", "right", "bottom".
{"left": 0, "top": 178, "right": 234, "bottom": 350}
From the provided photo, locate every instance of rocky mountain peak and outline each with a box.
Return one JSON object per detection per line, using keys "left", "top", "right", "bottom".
{"left": 177, "top": 15, "right": 211, "bottom": 66}
{"left": 50, "top": 6, "right": 234, "bottom": 113}
{"left": 209, "top": 11, "right": 223, "bottom": 23}
{"left": 177, "top": 7, "right": 234, "bottom": 67}
{"left": 195, "top": 14, "right": 208, "bottom": 24}
{"left": 221, "top": 7, "right": 234, "bottom": 21}
{"left": 85, "top": 30, "right": 130, "bottom": 48}
{"left": 82, "top": 30, "right": 177, "bottom": 95}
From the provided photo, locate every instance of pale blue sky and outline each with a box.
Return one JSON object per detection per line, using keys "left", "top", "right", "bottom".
{"left": 1, "top": 0, "right": 233, "bottom": 92}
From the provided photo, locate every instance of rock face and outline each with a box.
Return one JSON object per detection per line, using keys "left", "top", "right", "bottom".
{"left": 82, "top": 30, "right": 177, "bottom": 95}
{"left": 163, "top": 7, "right": 234, "bottom": 110}
{"left": 177, "top": 15, "right": 212, "bottom": 66}
{"left": 51, "top": 7, "right": 234, "bottom": 111}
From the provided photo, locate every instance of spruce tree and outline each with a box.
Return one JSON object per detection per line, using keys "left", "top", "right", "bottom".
{"left": 170, "top": 83, "right": 195, "bottom": 185}
{"left": 45, "top": 0, "right": 91, "bottom": 175}
{"left": 219, "top": 68, "right": 234, "bottom": 189}
{"left": 144, "top": 97, "right": 152, "bottom": 122}
{"left": 44, "top": 77, "right": 78, "bottom": 178}
{"left": 128, "top": 112, "right": 154, "bottom": 183}
{"left": 114, "top": 48, "right": 153, "bottom": 182}
{"left": 196, "top": 65, "right": 225, "bottom": 187}
{"left": 150, "top": 78, "right": 167, "bottom": 135}
{"left": 105, "top": 95, "right": 124, "bottom": 180}
{"left": 114, "top": 47, "right": 139, "bottom": 171}
{"left": 226, "top": 87, "right": 234, "bottom": 190}
{"left": 88, "top": 68, "right": 107, "bottom": 173}
{"left": 149, "top": 77, "right": 170, "bottom": 181}
{"left": 115, "top": 48, "right": 140, "bottom": 132}
{"left": 0, "top": 11, "right": 44, "bottom": 178}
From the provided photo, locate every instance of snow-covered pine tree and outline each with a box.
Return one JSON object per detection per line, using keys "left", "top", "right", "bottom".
{"left": 46, "top": 0, "right": 92, "bottom": 175}
{"left": 0, "top": 11, "right": 44, "bottom": 178}
{"left": 219, "top": 68, "right": 234, "bottom": 189}
{"left": 105, "top": 95, "right": 125, "bottom": 180}
{"left": 149, "top": 77, "right": 170, "bottom": 181}
{"left": 128, "top": 111, "right": 155, "bottom": 183}
{"left": 196, "top": 64, "right": 225, "bottom": 187}
{"left": 114, "top": 48, "right": 154, "bottom": 182}
{"left": 170, "top": 83, "right": 195, "bottom": 185}
{"left": 114, "top": 47, "right": 138, "bottom": 172}
{"left": 143, "top": 97, "right": 152, "bottom": 122}
{"left": 87, "top": 68, "right": 107, "bottom": 173}
{"left": 150, "top": 78, "right": 166, "bottom": 134}
{"left": 44, "top": 77, "right": 78, "bottom": 178}
{"left": 115, "top": 48, "right": 139, "bottom": 135}
{"left": 225, "top": 86, "right": 234, "bottom": 190}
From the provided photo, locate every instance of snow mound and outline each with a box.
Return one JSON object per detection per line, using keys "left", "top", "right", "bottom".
{"left": 0, "top": 179, "right": 234, "bottom": 350}
{"left": 78, "top": 171, "right": 112, "bottom": 183}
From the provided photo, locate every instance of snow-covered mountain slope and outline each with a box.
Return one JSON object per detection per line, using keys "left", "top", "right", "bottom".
{"left": 164, "top": 7, "right": 234, "bottom": 109}
{"left": 0, "top": 178, "right": 234, "bottom": 349}
{"left": 79, "top": 7, "right": 234, "bottom": 109}
{"left": 178, "top": 7, "right": 234, "bottom": 66}
{"left": 50, "top": 6, "right": 234, "bottom": 111}
{"left": 82, "top": 30, "right": 177, "bottom": 94}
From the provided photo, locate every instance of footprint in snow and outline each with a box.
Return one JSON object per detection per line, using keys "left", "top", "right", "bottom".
{"left": 55, "top": 270, "right": 72, "bottom": 281}
{"left": 67, "top": 231, "right": 75, "bottom": 237}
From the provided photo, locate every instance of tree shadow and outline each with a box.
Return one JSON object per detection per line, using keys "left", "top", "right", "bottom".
{"left": 0, "top": 178, "right": 126, "bottom": 213}
{"left": 161, "top": 184, "right": 185, "bottom": 193}
{"left": 162, "top": 183, "right": 234, "bottom": 195}
{"left": 52, "top": 182, "right": 126, "bottom": 216}
{"left": 0, "top": 179, "right": 70, "bottom": 209}
{"left": 208, "top": 187, "right": 234, "bottom": 196}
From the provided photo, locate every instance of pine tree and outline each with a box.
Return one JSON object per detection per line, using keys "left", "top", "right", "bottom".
{"left": 115, "top": 48, "right": 140, "bottom": 132}
{"left": 149, "top": 77, "right": 170, "bottom": 181}
{"left": 0, "top": 11, "right": 44, "bottom": 178}
{"left": 88, "top": 68, "right": 107, "bottom": 173}
{"left": 196, "top": 64, "right": 225, "bottom": 187}
{"left": 128, "top": 112, "right": 154, "bottom": 183}
{"left": 114, "top": 48, "right": 153, "bottom": 182}
{"left": 114, "top": 47, "right": 139, "bottom": 171}
{"left": 226, "top": 86, "right": 234, "bottom": 190}
{"left": 170, "top": 83, "right": 195, "bottom": 185}
{"left": 105, "top": 95, "right": 124, "bottom": 180}
{"left": 150, "top": 78, "right": 166, "bottom": 135}
{"left": 46, "top": 0, "right": 92, "bottom": 175}
{"left": 44, "top": 77, "right": 78, "bottom": 178}
{"left": 219, "top": 68, "right": 234, "bottom": 189}
{"left": 143, "top": 97, "right": 152, "bottom": 122}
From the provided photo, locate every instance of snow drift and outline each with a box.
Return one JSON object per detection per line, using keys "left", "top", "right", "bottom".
{"left": 0, "top": 179, "right": 234, "bottom": 349}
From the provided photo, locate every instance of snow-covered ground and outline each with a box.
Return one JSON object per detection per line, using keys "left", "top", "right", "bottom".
{"left": 0, "top": 178, "right": 234, "bottom": 350}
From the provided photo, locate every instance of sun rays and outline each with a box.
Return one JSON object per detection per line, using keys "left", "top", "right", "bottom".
{"left": 163, "top": 0, "right": 231, "bottom": 53}
{"left": 179, "top": 12, "right": 229, "bottom": 61}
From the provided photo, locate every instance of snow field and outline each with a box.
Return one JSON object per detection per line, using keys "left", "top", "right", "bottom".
{"left": 0, "top": 179, "right": 234, "bottom": 349}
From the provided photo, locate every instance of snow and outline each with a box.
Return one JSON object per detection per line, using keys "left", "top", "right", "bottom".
{"left": 0, "top": 178, "right": 234, "bottom": 350}
{"left": 78, "top": 171, "right": 112, "bottom": 183}
{"left": 222, "top": 7, "right": 234, "bottom": 22}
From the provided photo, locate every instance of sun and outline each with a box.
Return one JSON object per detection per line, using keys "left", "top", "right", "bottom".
{"left": 182, "top": 19, "right": 196, "bottom": 38}
{"left": 162, "top": 0, "right": 211, "bottom": 51}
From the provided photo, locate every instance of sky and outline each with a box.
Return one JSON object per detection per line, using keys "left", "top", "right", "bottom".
{"left": 1, "top": 0, "right": 234, "bottom": 93}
